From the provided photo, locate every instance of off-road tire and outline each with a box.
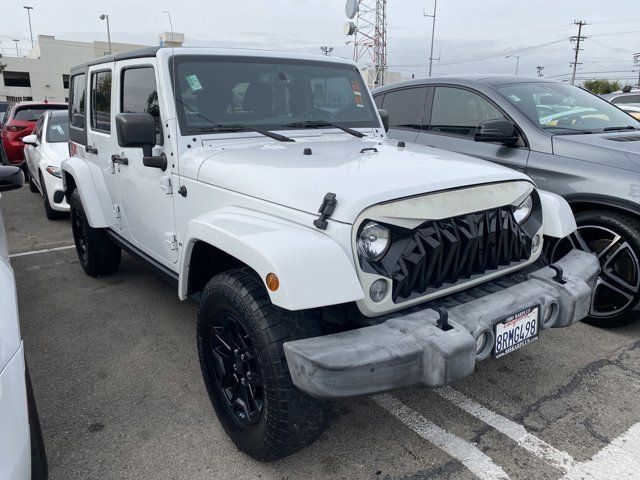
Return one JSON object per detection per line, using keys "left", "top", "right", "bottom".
{"left": 69, "top": 189, "right": 121, "bottom": 277}
{"left": 548, "top": 209, "right": 640, "bottom": 327}
{"left": 197, "top": 268, "right": 332, "bottom": 461}
{"left": 28, "top": 171, "right": 38, "bottom": 193}
{"left": 40, "top": 172, "right": 64, "bottom": 220}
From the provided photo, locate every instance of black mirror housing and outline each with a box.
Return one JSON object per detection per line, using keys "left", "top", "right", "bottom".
{"left": 378, "top": 109, "right": 390, "bottom": 132}
{"left": 116, "top": 113, "right": 156, "bottom": 148}
{"left": 474, "top": 119, "right": 519, "bottom": 146}
{"left": 0, "top": 166, "right": 24, "bottom": 192}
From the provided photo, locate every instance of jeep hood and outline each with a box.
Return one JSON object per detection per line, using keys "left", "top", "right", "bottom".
{"left": 195, "top": 137, "right": 530, "bottom": 224}
{"left": 552, "top": 132, "right": 640, "bottom": 171}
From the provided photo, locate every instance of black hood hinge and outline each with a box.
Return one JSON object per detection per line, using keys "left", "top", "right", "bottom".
{"left": 313, "top": 192, "right": 337, "bottom": 230}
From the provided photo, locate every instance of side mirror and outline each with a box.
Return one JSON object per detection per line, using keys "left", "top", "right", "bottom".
{"left": 378, "top": 109, "right": 390, "bottom": 132}
{"left": 22, "top": 134, "right": 38, "bottom": 146}
{"left": 0, "top": 166, "right": 24, "bottom": 192}
{"left": 116, "top": 113, "right": 156, "bottom": 151}
{"left": 474, "top": 119, "right": 519, "bottom": 146}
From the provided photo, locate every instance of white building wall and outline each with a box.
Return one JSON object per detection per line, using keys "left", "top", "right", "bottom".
{"left": 0, "top": 35, "right": 147, "bottom": 102}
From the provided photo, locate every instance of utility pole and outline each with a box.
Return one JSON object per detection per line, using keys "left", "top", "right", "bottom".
{"left": 12, "top": 39, "right": 20, "bottom": 57}
{"left": 99, "top": 14, "right": 112, "bottom": 55}
{"left": 320, "top": 46, "right": 334, "bottom": 56}
{"left": 23, "top": 6, "right": 34, "bottom": 48}
{"left": 423, "top": 0, "right": 438, "bottom": 77}
{"left": 536, "top": 66, "right": 544, "bottom": 77}
{"left": 505, "top": 55, "right": 520, "bottom": 75}
{"left": 570, "top": 20, "right": 587, "bottom": 85}
{"left": 634, "top": 53, "right": 640, "bottom": 87}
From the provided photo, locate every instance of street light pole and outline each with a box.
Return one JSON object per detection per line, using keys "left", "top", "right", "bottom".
{"left": 99, "top": 14, "right": 112, "bottom": 55}
{"left": 12, "top": 39, "right": 20, "bottom": 57}
{"left": 423, "top": 0, "right": 438, "bottom": 77}
{"left": 23, "top": 6, "right": 34, "bottom": 48}
{"left": 505, "top": 55, "right": 520, "bottom": 75}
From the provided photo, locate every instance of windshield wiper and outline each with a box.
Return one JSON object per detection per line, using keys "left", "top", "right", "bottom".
{"left": 281, "top": 120, "right": 365, "bottom": 138}
{"left": 602, "top": 125, "right": 639, "bottom": 132}
{"left": 541, "top": 125, "right": 594, "bottom": 135}
{"left": 194, "top": 124, "right": 295, "bottom": 142}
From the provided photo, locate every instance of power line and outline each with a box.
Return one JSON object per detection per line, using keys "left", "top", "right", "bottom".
{"left": 570, "top": 20, "right": 587, "bottom": 85}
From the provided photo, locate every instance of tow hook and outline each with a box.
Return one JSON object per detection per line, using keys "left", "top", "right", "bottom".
{"left": 549, "top": 264, "right": 566, "bottom": 284}
{"left": 433, "top": 306, "right": 452, "bottom": 331}
{"left": 313, "top": 192, "right": 337, "bottom": 230}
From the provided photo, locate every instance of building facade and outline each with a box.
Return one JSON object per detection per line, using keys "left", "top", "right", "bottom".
{"left": 0, "top": 35, "right": 147, "bottom": 103}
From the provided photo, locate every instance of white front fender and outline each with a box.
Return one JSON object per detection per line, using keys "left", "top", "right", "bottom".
{"left": 61, "top": 156, "right": 109, "bottom": 227}
{"left": 539, "top": 190, "right": 577, "bottom": 238}
{"left": 179, "top": 207, "right": 364, "bottom": 310}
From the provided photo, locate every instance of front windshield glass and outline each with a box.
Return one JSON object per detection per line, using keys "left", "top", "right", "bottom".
{"left": 495, "top": 82, "right": 640, "bottom": 134}
{"left": 46, "top": 115, "right": 69, "bottom": 143}
{"left": 172, "top": 56, "right": 379, "bottom": 134}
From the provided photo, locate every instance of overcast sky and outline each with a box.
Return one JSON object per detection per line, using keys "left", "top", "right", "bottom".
{"left": 1, "top": 0, "right": 639, "bottom": 84}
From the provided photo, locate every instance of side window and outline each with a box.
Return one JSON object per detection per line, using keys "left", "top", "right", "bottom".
{"left": 121, "top": 67, "right": 162, "bottom": 145}
{"left": 430, "top": 87, "right": 504, "bottom": 137}
{"left": 69, "top": 73, "right": 86, "bottom": 129}
{"left": 373, "top": 94, "right": 384, "bottom": 109}
{"left": 91, "top": 70, "right": 112, "bottom": 132}
{"left": 612, "top": 94, "right": 640, "bottom": 104}
{"left": 381, "top": 87, "right": 426, "bottom": 130}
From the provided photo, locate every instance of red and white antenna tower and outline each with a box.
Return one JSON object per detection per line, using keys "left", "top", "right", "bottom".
{"left": 344, "top": 0, "right": 387, "bottom": 87}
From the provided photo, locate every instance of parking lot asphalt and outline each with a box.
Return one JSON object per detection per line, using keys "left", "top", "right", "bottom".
{"left": 3, "top": 185, "right": 640, "bottom": 480}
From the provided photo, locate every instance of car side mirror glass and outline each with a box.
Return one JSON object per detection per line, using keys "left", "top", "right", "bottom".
{"left": 474, "top": 119, "right": 519, "bottom": 146}
{"left": 116, "top": 113, "right": 156, "bottom": 152}
{"left": 0, "top": 166, "right": 24, "bottom": 192}
{"left": 378, "top": 109, "right": 390, "bottom": 132}
{"left": 22, "top": 134, "right": 38, "bottom": 146}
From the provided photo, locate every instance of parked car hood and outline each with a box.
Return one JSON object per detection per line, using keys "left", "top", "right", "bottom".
{"left": 552, "top": 132, "right": 640, "bottom": 171}
{"left": 196, "top": 137, "right": 530, "bottom": 224}
{"left": 43, "top": 142, "right": 69, "bottom": 165}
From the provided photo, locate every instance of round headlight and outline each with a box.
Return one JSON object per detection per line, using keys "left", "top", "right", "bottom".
{"left": 357, "top": 221, "right": 390, "bottom": 261}
{"left": 513, "top": 195, "right": 533, "bottom": 224}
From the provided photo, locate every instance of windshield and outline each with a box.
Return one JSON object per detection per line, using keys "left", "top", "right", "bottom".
{"left": 172, "top": 56, "right": 379, "bottom": 134}
{"left": 46, "top": 115, "right": 69, "bottom": 143}
{"left": 495, "top": 82, "right": 640, "bottom": 134}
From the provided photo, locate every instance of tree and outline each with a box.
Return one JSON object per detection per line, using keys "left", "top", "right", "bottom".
{"left": 581, "top": 79, "right": 621, "bottom": 94}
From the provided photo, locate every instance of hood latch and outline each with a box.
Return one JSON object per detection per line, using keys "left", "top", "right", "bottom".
{"left": 313, "top": 193, "right": 337, "bottom": 230}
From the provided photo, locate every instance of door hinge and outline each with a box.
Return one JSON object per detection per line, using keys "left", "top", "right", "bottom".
{"left": 163, "top": 232, "right": 178, "bottom": 251}
{"left": 113, "top": 204, "right": 121, "bottom": 219}
{"left": 160, "top": 176, "right": 173, "bottom": 194}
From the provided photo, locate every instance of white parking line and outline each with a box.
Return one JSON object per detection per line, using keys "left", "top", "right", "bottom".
{"left": 372, "top": 393, "right": 511, "bottom": 480}
{"left": 9, "top": 245, "right": 75, "bottom": 258}
{"left": 561, "top": 422, "right": 640, "bottom": 480}
{"left": 435, "top": 386, "right": 576, "bottom": 472}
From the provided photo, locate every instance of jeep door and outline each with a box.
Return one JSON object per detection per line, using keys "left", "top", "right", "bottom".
{"left": 414, "top": 86, "right": 530, "bottom": 173}
{"left": 112, "top": 60, "right": 177, "bottom": 264}
{"left": 375, "top": 86, "right": 427, "bottom": 144}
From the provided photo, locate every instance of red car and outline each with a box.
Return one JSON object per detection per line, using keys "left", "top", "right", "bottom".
{"left": 1, "top": 102, "right": 67, "bottom": 168}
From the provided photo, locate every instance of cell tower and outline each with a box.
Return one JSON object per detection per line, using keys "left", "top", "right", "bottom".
{"left": 344, "top": 0, "right": 387, "bottom": 87}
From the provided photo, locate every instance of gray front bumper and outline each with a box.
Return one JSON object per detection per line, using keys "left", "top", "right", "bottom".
{"left": 284, "top": 249, "right": 599, "bottom": 399}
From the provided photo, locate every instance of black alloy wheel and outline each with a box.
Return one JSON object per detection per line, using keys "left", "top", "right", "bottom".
{"left": 210, "top": 311, "right": 263, "bottom": 425}
{"left": 550, "top": 210, "right": 640, "bottom": 325}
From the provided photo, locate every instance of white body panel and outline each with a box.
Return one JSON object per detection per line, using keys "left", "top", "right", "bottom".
{"left": 539, "top": 190, "right": 577, "bottom": 238}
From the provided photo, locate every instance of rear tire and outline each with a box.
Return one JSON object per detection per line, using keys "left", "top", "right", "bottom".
{"left": 197, "top": 267, "right": 332, "bottom": 461}
{"left": 69, "top": 189, "right": 121, "bottom": 276}
{"left": 28, "top": 172, "right": 38, "bottom": 193}
{"left": 549, "top": 209, "right": 640, "bottom": 326}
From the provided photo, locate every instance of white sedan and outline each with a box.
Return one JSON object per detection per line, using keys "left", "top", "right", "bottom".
{"left": 23, "top": 110, "right": 69, "bottom": 219}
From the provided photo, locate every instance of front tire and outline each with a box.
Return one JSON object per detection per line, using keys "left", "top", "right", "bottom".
{"left": 69, "top": 189, "right": 121, "bottom": 276}
{"left": 28, "top": 171, "right": 38, "bottom": 193}
{"left": 40, "top": 173, "right": 64, "bottom": 220}
{"left": 549, "top": 209, "right": 640, "bottom": 326}
{"left": 197, "top": 268, "right": 332, "bottom": 461}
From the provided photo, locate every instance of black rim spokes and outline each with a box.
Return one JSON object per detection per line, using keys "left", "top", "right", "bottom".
{"left": 554, "top": 226, "right": 640, "bottom": 317}
{"left": 211, "top": 314, "right": 263, "bottom": 425}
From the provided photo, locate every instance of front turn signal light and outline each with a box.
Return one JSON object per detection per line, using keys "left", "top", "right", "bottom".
{"left": 266, "top": 273, "right": 279, "bottom": 292}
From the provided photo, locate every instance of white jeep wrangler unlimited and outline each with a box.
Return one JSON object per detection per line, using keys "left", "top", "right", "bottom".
{"left": 62, "top": 47, "right": 599, "bottom": 460}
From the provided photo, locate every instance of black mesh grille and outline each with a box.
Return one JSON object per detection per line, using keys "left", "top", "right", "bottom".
{"left": 386, "top": 207, "right": 530, "bottom": 302}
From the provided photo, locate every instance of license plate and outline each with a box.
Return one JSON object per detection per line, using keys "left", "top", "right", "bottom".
{"left": 493, "top": 306, "right": 539, "bottom": 359}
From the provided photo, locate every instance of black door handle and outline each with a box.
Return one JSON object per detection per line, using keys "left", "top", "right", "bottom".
{"left": 111, "top": 154, "right": 129, "bottom": 165}
{"left": 86, "top": 145, "right": 98, "bottom": 154}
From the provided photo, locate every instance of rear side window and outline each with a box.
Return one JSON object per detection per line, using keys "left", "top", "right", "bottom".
{"left": 91, "top": 70, "right": 112, "bottom": 132}
{"left": 612, "top": 94, "right": 640, "bottom": 104}
{"left": 382, "top": 87, "right": 427, "bottom": 130}
{"left": 70, "top": 74, "right": 87, "bottom": 128}
{"left": 121, "top": 67, "right": 162, "bottom": 145}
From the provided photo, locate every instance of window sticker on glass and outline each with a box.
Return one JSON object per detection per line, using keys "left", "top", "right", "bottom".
{"left": 53, "top": 125, "right": 65, "bottom": 135}
{"left": 351, "top": 80, "right": 364, "bottom": 108}
{"left": 186, "top": 74, "right": 203, "bottom": 92}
